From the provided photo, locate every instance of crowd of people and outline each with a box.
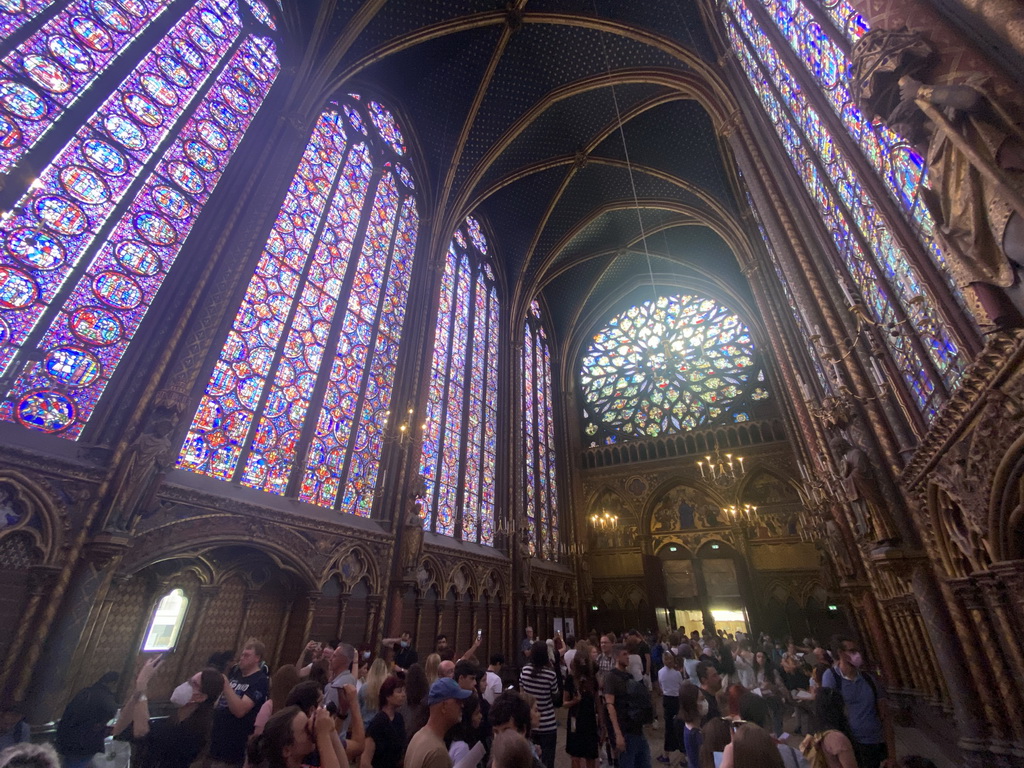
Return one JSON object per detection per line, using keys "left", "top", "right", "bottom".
{"left": 0, "top": 627, "right": 944, "bottom": 768}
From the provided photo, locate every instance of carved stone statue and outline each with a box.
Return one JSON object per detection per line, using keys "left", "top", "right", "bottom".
{"left": 400, "top": 500, "right": 426, "bottom": 577}
{"left": 851, "top": 28, "right": 1024, "bottom": 328}
{"left": 829, "top": 435, "right": 899, "bottom": 547}
{"left": 109, "top": 418, "right": 175, "bottom": 531}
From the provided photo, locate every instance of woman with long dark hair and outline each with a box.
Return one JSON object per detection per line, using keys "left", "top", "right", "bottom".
{"left": 519, "top": 641, "right": 559, "bottom": 768}
{"left": 247, "top": 705, "right": 346, "bottom": 768}
{"left": 113, "top": 658, "right": 224, "bottom": 768}
{"left": 563, "top": 641, "right": 599, "bottom": 768}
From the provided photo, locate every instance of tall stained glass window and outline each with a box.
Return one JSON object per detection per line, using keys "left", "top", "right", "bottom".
{"left": 722, "top": 0, "right": 965, "bottom": 419}
{"left": 178, "top": 97, "right": 419, "bottom": 518}
{"left": 523, "top": 300, "right": 559, "bottom": 561}
{"left": 579, "top": 294, "right": 769, "bottom": 444}
{"left": 419, "top": 217, "right": 498, "bottom": 546}
{"left": 0, "top": 0, "right": 280, "bottom": 438}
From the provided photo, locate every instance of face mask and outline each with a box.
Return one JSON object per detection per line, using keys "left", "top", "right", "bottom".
{"left": 848, "top": 652, "right": 864, "bottom": 668}
{"left": 400, "top": 641, "right": 409, "bottom": 648}
{"left": 698, "top": 699, "right": 709, "bottom": 717}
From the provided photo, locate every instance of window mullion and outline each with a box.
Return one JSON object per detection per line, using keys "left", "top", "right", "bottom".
{"left": 452, "top": 266, "right": 478, "bottom": 541}
{"left": 429, "top": 252, "right": 461, "bottom": 531}
{"left": 334, "top": 183, "right": 405, "bottom": 511}
{"left": 234, "top": 135, "right": 355, "bottom": 483}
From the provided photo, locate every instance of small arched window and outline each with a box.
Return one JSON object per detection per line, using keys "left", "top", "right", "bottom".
{"left": 142, "top": 587, "right": 189, "bottom": 652}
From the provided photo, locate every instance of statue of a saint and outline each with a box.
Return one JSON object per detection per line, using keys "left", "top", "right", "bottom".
{"left": 829, "top": 435, "right": 899, "bottom": 547}
{"left": 851, "top": 28, "right": 1024, "bottom": 328}
{"left": 108, "top": 418, "right": 175, "bottom": 531}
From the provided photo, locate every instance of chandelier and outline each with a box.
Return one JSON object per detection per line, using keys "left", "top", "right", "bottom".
{"left": 697, "top": 443, "right": 745, "bottom": 487}
{"left": 723, "top": 503, "right": 758, "bottom": 523}
{"left": 589, "top": 510, "right": 619, "bottom": 530}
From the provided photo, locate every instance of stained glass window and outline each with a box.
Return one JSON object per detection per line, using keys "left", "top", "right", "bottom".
{"left": 179, "top": 97, "right": 419, "bottom": 519}
{"left": 723, "top": 0, "right": 964, "bottom": 418}
{"left": 0, "top": 0, "right": 279, "bottom": 438}
{"left": 419, "top": 216, "right": 497, "bottom": 546}
{"left": 523, "top": 300, "right": 560, "bottom": 561}
{"left": 579, "top": 294, "right": 769, "bottom": 442}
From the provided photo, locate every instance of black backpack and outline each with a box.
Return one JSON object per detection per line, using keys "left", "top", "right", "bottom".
{"left": 625, "top": 677, "right": 654, "bottom": 727}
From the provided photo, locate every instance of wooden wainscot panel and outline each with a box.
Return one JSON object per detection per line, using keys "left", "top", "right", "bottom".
{"left": 750, "top": 541, "right": 819, "bottom": 571}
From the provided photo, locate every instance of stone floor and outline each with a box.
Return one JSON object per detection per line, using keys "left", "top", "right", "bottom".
{"left": 547, "top": 707, "right": 958, "bottom": 768}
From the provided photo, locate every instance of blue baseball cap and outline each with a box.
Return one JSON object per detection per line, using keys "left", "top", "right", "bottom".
{"left": 427, "top": 677, "right": 473, "bottom": 706}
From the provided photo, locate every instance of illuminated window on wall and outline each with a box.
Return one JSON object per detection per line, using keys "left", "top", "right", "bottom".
{"left": 579, "top": 294, "right": 769, "bottom": 444}
{"left": 722, "top": 0, "right": 964, "bottom": 418}
{"left": 523, "top": 300, "right": 560, "bottom": 561}
{"left": 178, "top": 97, "right": 419, "bottom": 518}
{"left": 0, "top": 0, "right": 281, "bottom": 438}
{"left": 419, "top": 216, "right": 498, "bottom": 546}
{"left": 142, "top": 588, "right": 189, "bottom": 651}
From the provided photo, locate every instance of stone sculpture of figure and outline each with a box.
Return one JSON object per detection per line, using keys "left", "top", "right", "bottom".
{"left": 400, "top": 501, "right": 426, "bottom": 577}
{"left": 828, "top": 435, "right": 898, "bottom": 547}
{"left": 851, "top": 28, "right": 1024, "bottom": 328}
{"left": 109, "top": 418, "right": 175, "bottom": 531}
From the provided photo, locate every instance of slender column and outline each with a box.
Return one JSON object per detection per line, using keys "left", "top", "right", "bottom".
{"left": 453, "top": 599, "right": 464, "bottom": 651}
{"left": 975, "top": 572, "right": 1024, "bottom": 716}
{"left": 991, "top": 561, "right": 1024, "bottom": 640}
{"left": 414, "top": 596, "right": 424, "bottom": 648}
{"left": 939, "top": 578, "right": 1009, "bottom": 741}
{"left": 234, "top": 589, "right": 259, "bottom": 651}
{"left": 272, "top": 599, "right": 296, "bottom": 669}
{"left": 366, "top": 596, "right": 382, "bottom": 647}
{"left": 301, "top": 592, "right": 321, "bottom": 649}
{"left": 949, "top": 578, "right": 1023, "bottom": 742}
{"left": 435, "top": 603, "right": 445, "bottom": 643}
{"left": 910, "top": 567, "right": 986, "bottom": 750}
{"left": 335, "top": 592, "right": 351, "bottom": 642}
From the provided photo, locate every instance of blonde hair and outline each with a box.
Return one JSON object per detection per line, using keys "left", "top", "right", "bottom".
{"left": 361, "top": 658, "right": 390, "bottom": 716}
{"left": 424, "top": 653, "right": 441, "bottom": 685}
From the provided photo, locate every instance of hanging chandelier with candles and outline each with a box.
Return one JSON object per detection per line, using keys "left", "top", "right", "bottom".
{"left": 697, "top": 443, "right": 746, "bottom": 487}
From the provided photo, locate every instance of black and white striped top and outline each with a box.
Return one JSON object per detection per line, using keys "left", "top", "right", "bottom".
{"left": 519, "top": 664, "right": 559, "bottom": 733}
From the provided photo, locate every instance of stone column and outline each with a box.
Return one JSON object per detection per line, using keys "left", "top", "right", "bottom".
{"left": 975, "top": 571, "right": 1024, "bottom": 716}
{"left": 991, "top": 560, "right": 1024, "bottom": 639}
{"left": 301, "top": 591, "right": 321, "bottom": 650}
{"left": 948, "top": 577, "right": 1022, "bottom": 743}
{"left": 335, "top": 592, "right": 351, "bottom": 642}
{"left": 0, "top": 564, "right": 60, "bottom": 697}
{"left": 366, "top": 595, "right": 382, "bottom": 647}
{"left": 272, "top": 598, "right": 295, "bottom": 669}
{"left": 414, "top": 596, "right": 424, "bottom": 647}
{"left": 233, "top": 589, "right": 259, "bottom": 651}
{"left": 911, "top": 568, "right": 989, "bottom": 764}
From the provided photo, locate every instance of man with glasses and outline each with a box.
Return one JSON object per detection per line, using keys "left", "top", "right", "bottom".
{"left": 404, "top": 678, "right": 472, "bottom": 768}
{"left": 821, "top": 636, "right": 895, "bottom": 768}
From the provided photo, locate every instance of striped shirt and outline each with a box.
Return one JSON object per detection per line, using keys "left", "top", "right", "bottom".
{"left": 519, "top": 665, "right": 559, "bottom": 733}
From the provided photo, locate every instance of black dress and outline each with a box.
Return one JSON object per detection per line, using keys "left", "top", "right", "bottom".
{"left": 564, "top": 676, "right": 599, "bottom": 759}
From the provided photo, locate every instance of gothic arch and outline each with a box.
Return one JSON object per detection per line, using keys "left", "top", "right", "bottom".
{"left": 0, "top": 470, "right": 68, "bottom": 566}
{"left": 325, "top": 545, "right": 382, "bottom": 595}
{"left": 120, "top": 515, "right": 319, "bottom": 589}
{"left": 928, "top": 483, "right": 991, "bottom": 577}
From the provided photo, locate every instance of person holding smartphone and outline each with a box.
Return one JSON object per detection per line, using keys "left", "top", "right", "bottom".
{"left": 112, "top": 656, "right": 225, "bottom": 768}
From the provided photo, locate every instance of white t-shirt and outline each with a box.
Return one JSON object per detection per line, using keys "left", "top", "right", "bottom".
{"left": 563, "top": 648, "right": 577, "bottom": 671}
{"left": 484, "top": 669, "right": 503, "bottom": 705}
{"left": 658, "top": 666, "right": 683, "bottom": 697}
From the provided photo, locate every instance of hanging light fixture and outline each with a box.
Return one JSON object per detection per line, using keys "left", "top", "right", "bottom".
{"left": 696, "top": 440, "right": 746, "bottom": 487}
{"left": 589, "top": 510, "right": 619, "bottom": 530}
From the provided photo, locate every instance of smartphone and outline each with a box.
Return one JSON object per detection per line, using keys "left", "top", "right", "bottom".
{"left": 476, "top": 629, "right": 482, "bottom": 640}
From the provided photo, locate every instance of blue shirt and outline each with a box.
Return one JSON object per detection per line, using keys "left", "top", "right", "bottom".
{"left": 821, "top": 666, "right": 883, "bottom": 745}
